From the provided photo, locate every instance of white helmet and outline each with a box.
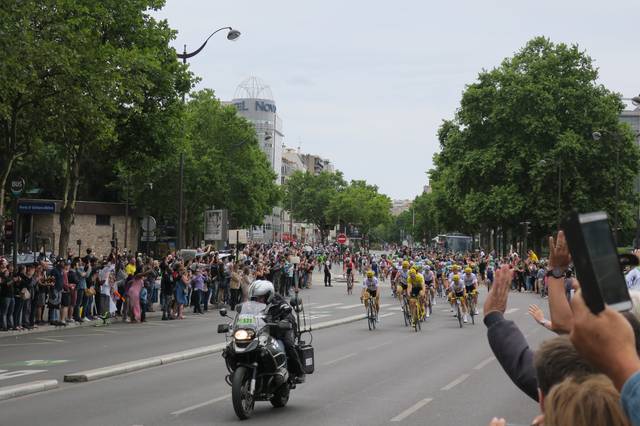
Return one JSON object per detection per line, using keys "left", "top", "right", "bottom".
{"left": 248, "top": 280, "right": 275, "bottom": 303}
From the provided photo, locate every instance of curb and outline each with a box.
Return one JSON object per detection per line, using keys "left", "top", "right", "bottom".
{"left": 64, "top": 343, "right": 227, "bottom": 382}
{"left": 0, "top": 380, "right": 59, "bottom": 401}
{"left": 63, "top": 314, "right": 366, "bottom": 383}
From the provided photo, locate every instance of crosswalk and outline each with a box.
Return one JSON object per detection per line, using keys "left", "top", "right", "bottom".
{"left": 303, "top": 301, "right": 399, "bottom": 321}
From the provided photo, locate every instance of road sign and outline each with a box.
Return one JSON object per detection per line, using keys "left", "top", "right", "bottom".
{"left": 10, "top": 178, "right": 25, "bottom": 197}
{"left": 140, "top": 216, "right": 156, "bottom": 232}
{"left": 337, "top": 234, "right": 347, "bottom": 244}
{"left": 140, "top": 230, "right": 156, "bottom": 242}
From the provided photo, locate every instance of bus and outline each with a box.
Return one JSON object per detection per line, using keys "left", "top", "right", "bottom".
{"left": 434, "top": 234, "right": 473, "bottom": 253}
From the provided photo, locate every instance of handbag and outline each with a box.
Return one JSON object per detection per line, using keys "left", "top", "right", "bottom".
{"left": 20, "top": 287, "right": 31, "bottom": 300}
{"left": 84, "top": 287, "right": 96, "bottom": 297}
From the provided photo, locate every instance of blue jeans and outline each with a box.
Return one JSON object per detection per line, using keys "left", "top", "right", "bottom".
{"left": 1, "top": 297, "right": 15, "bottom": 330}
{"left": 83, "top": 294, "right": 94, "bottom": 318}
{"left": 13, "top": 297, "right": 24, "bottom": 329}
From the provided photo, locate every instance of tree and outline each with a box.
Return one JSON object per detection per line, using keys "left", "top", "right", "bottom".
{"left": 326, "top": 180, "right": 392, "bottom": 239}
{"left": 10, "top": 0, "right": 191, "bottom": 254}
{"left": 430, "top": 36, "right": 640, "bottom": 249}
{"left": 283, "top": 171, "right": 346, "bottom": 243}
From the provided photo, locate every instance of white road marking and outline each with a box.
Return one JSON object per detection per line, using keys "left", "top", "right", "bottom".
{"left": 314, "top": 303, "right": 343, "bottom": 309}
{"left": 390, "top": 398, "right": 433, "bottom": 422}
{"left": 473, "top": 356, "right": 496, "bottom": 370}
{"left": 441, "top": 374, "right": 470, "bottom": 390}
{"left": 323, "top": 352, "right": 357, "bottom": 366}
{"left": 505, "top": 308, "right": 519, "bottom": 314}
{"left": 367, "top": 340, "right": 393, "bottom": 350}
{"left": 378, "top": 304, "right": 393, "bottom": 308}
{"left": 379, "top": 312, "right": 395, "bottom": 318}
{"left": 336, "top": 303, "right": 363, "bottom": 310}
{"left": 171, "top": 395, "right": 230, "bottom": 415}
{"left": 35, "top": 337, "right": 65, "bottom": 343}
{"left": 0, "top": 369, "right": 47, "bottom": 381}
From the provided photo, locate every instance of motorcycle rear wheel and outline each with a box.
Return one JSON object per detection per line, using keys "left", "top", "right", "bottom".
{"left": 270, "top": 383, "right": 290, "bottom": 408}
{"left": 232, "top": 366, "right": 254, "bottom": 419}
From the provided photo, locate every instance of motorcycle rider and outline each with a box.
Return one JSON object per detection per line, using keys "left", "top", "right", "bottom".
{"left": 248, "top": 280, "right": 306, "bottom": 383}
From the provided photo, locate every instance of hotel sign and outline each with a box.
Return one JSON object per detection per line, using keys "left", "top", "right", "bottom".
{"left": 233, "top": 100, "right": 277, "bottom": 113}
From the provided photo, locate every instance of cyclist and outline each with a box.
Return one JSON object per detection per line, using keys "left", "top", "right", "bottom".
{"left": 448, "top": 274, "right": 469, "bottom": 323}
{"left": 361, "top": 270, "right": 380, "bottom": 318}
{"left": 395, "top": 260, "right": 410, "bottom": 302}
{"left": 462, "top": 266, "right": 479, "bottom": 315}
{"left": 345, "top": 256, "right": 354, "bottom": 283}
{"left": 446, "top": 264, "right": 461, "bottom": 312}
{"left": 423, "top": 265, "right": 436, "bottom": 316}
{"left": 406, "top": 268, "right": 425, "bottom": 325}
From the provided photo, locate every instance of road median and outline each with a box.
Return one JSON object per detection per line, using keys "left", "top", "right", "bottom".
{"left": 64, "top": 314, "right": 365, "bottom": 383}
{"left": 0, "top": 380, "right": 59, "bottom": 401}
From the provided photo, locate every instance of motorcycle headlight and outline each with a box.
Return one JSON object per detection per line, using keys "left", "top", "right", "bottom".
{"left": 233, "top": 329, "right": 255, "bottom": 341}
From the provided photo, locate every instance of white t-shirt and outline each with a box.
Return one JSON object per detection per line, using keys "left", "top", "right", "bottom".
{"left": 626, "top": 267, "right": 640, "bottom": 291}
{"left": 362, "top": 277, "right": 379, "bottom": 290}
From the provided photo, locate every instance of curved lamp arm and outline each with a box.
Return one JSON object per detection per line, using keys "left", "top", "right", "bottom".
{"left": 177, "top": 27, "right": 238, "bottom": 61}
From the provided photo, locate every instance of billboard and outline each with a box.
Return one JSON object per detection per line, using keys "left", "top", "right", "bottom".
{"left": 204, "top": 210, "right": 224, "bottom": 241}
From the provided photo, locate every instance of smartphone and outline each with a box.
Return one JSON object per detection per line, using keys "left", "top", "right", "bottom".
{"left": 563, "top": 211, "right": 632, "bottom": 314}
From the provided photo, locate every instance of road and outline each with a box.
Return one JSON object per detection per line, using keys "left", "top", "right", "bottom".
{"left": 0, "top": 269, "right": 551, "bottom": 426}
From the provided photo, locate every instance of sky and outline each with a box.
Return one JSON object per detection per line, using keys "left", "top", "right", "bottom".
{"left": 155, "top": 0, "right": 640, "bottom": 200}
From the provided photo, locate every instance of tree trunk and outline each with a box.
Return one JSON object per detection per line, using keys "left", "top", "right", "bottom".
{"left": 58, "top": 149, "right": 80, "bottom": 256}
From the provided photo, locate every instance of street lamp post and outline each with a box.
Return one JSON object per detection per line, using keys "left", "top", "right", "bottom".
{"left": 175, "top": 26, "right": 241, "bottom": 251}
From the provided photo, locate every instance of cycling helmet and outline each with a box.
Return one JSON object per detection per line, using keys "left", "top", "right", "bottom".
{"left": 425, "top": 265, "right": 431, "bottom": 271}
{"left": 452, "top": 274, "right": 460, "bottom": 281}
{"left": 366, "top": 270, "right": 374, "bottom": 278}
{"left": 452, "top": 265, "right": 460, "bottom": 271}
{"left": 409, "top": 268, "right": 417, "bottom": 276}
{"left": 248, "top": 280, "right": 275, "bottom": 303}
{"left": 402, "top": 261, "right": 410, "bottom": 269}
{"left": 464, "top": 267, "right": 472, "bottom": 273}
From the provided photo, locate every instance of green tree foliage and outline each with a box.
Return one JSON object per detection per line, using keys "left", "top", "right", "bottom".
{"left": 326, "top": 180, "right": 392, "bottom": 238}
{"left": 429, "top": 36, "right": 640, "bottom": 248}
{"left": 283, "top": 171, "right": 346, "bottom": 243}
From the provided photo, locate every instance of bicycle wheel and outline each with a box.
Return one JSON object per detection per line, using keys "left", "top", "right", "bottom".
{"left": 371, "top": 303, "right": 377, "bottom": 330}
{"left": 469, "top": 297, "right": 475, "bottom": 325}
{"left": 402, "top": 299, "right": 409, "bottom": 326}
{"left": 456, "top": 302, "right": 463, "bottom": 328}
{"left": 367, "top": 302, "right": 373, "bottom": 330}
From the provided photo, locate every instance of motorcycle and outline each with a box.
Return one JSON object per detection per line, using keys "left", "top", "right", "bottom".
{"left": 218, "top": 299, "right": 314, "bottom": 420}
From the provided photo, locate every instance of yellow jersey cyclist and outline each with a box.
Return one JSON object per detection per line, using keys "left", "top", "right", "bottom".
{"left": 462, "top": 266, "right": 479, "bottom": 315}
{"left": 395, "top": 260, "right": 410, "bottom": 302}
{"left": 448, "top": 274, "right": 469, "bottom": 323}
{"left": 406, "top": 268, "right": 426, "bottom": 325}
{"left": 361, "top": 270, "right": 380, "bottom": 317}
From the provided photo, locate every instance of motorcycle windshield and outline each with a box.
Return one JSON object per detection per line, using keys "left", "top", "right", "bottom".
{"left": 233, "top": 301, "right": 267, "bottom": 331}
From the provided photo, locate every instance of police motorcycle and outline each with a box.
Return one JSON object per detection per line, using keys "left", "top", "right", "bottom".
{"left": 218, "top": 280, "right": 314, "bottom": 420}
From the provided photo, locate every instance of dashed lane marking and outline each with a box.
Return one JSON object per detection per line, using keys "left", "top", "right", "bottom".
{"left": 314, "top": 303, "right": 344, "bottom": 309}
{"left": 390, "top": 398, "right": 433, "bottom": 422}
{"left": 323, "top": 352, "right": 357, "bottom": 366}
{"left": 171, "top": 395, "right": 230, "bottom": 416}
{"left": 336, "top": 303, "right": 364, "bottom": 310}
{"left": 473, "top": 357, "right": 495, "bottom": 370}
{"left": 441, "top": 374, "right": 470, "bottom": 390}
{"left": 505, "top": 308, "right": 519, "bottom": 314}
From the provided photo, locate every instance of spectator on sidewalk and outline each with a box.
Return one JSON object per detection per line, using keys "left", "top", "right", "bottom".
{"left": 160, "top": 261, "right": 175, "bottom": 320}
{"left": 12, "top": 265, "right": 27, "bottom": 330}
{"left": 73, "top": 258, "right": 89, "bottom": 322}
{"left": 191, "top": 268, "right": 204, "bottom": 314}
{"left": 175, "top": 268, "right": 189, "bottom": 319}
{"left": 127, "top": 272, "right": 145, "bottom": 323}
{"left": 0, "top": 261, "right": 15, "bottom": 331}
{"left": 229, "top": 263, "right": 241, "bottom": 311}
{"left": 49, "top": 258, "right": 65, "bottom": 326}
{"left": 324, "top": 258, "right": 332, "bottom": 287}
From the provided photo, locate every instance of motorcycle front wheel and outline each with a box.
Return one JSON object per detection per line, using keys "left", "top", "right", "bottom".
{"left": 232, "top": 366, "right": 254, "bottom": 420}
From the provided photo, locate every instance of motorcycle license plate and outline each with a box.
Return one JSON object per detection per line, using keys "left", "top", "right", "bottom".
{"left": 237, "top": 315, "right": 256, "bottom": 325}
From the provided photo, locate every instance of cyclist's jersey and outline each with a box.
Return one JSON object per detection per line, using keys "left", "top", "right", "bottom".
{"left": 362, "top": 277, "right": 379, "bottom": 291}
{"left": 449, "top": 277, "right": 465, "bottom": 292}
{"left": 462, "top": 273, "right": 478, "bottom": 290}
{"left": 398, "top": 270, "right": 409, "bottom": 286}
{"left": 407, "top": 274, "right": 425, "bottom": 297}
{"left": 424, "top": 270, "right": 434, "bottom": 284}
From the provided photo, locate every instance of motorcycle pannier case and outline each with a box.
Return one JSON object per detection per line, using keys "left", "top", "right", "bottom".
{"left": 298, "top": 344, "right": 314, "bottom": 374}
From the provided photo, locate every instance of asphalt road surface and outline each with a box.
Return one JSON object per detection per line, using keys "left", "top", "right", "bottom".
{"left": 0, "top": 273, "right": 552, "bottom": 426}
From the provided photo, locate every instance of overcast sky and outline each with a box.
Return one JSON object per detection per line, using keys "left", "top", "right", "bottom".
{"left": 156, "top": 0, "right": 640, "bottom": 200}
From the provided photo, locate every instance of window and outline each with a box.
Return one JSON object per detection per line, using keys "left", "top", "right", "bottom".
{"left": 96, "top": 215, "right": 111, "bottom": 226}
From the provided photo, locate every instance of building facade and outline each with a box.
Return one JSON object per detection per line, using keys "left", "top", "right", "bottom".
{"left": 228, "top": 77, "right": 283, "bottom": 243}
